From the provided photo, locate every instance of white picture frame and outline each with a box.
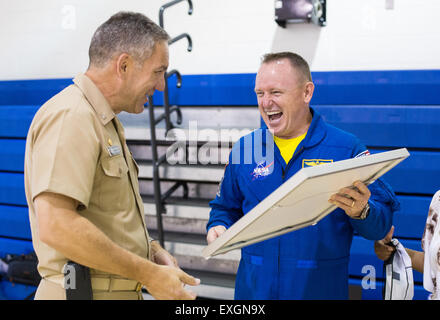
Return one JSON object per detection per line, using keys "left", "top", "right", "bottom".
{"left": 202, "top": 148, "right": 409, "bottom": 259}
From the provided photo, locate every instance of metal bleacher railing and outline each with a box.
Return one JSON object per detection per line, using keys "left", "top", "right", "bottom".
{"left": 148, "top": 0, "right": 193, "bottom": 248}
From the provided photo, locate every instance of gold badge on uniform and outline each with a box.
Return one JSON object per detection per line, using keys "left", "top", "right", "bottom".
{"left": 302, "top": 159, "right": 333, "bottom": 168}
{"left": 106, "top": 137, "right": 121, "bottom": 157}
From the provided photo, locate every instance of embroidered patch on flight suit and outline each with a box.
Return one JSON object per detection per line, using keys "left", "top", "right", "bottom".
{"left": 251, "top": 160, "right": 274, "bottom": 181}
{"left": 354, "top": 150, "right": 371, "bottom": 158}
{"left": 302, "top": 159, "right": 333, "bottom": 168}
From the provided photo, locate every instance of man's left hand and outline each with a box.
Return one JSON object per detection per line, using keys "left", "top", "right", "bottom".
{"left": 150, "top": 240, "right": 179, "bottom": 268}
{"left": 329, "top": 180, "right": 371, "bottom": 219}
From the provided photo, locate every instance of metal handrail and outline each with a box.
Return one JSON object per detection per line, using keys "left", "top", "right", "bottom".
{"left": 147, "top": 96, "right": 166, "bottom": 246}
{"left": 159, "top": 0, "right": 193, "bottom": 28}
{"left": 147, "top": 0, "right": 193, "bottom": 247}
{"left": 168, "top": 33, "right": 192, "bottom": 52}
{"left": 166, "top": 69, "right": 182, "bottom": 87}
{"left": 163, "top": 69, "right": 182, "bottom": 132}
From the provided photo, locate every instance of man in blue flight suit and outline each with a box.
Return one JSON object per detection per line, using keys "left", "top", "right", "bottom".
{"left": 206, "top": 52, "right": 399, "bottom": 300}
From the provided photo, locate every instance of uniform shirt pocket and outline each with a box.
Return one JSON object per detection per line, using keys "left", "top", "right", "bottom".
{"left": 97, "top": 155, "right": 130, "bottom": 212}
{"left": 101, "top": 154, "right": 129, "bottom": 177}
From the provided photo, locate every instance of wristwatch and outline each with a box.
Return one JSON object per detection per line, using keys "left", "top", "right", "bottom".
{"left": 352, "top": 202, "right": 370, "bottom": 220}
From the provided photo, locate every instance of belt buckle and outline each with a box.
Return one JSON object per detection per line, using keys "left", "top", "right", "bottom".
{"left": 135, "top": 282, "right": 142, "bottom": 292}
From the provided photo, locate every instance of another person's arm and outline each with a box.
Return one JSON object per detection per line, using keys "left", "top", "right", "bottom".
{"left": 374, "top": 226, "right": 424, "bottom": 273}
{"left": 35, "top": 192, "right": 199, "bottom": 300}
{"left": 406, "top": 248, "right": 424, "bottom": 273}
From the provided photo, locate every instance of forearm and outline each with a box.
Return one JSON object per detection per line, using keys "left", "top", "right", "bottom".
{"left": 406, "top": 248, "right": 424, "bottom": 274}
{"left": 350, "top": 201, "right": 393, "bottom": 240}
{"left": 207, "top": 207, "right": 242, "bottom": 232}
{"left": 40, "top": 206, "right": 156, "bottom": 284}
{"left": 351, "top": 179, "right": 398, "bottom": 240}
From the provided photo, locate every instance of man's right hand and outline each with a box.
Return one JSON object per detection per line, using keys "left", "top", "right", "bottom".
{"left": 143, "top": 264, "right": 200, "bottom": 300}
{"left": 206, "top": 225, "right": 226, "bottom": 244}
{"left": 374, "top": 226, "right": 396, "bottom": 261}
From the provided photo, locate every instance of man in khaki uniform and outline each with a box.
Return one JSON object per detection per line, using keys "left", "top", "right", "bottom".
{"left": 24, "top": 11, "right": 200, "bottom": 300}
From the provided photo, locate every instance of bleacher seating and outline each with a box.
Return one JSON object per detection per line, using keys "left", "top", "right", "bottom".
{"left": 0, "top": 69, "right": 439, "bottom": 299}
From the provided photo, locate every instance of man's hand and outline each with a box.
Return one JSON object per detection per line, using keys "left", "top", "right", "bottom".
{"left": 146, "top": 240, "right": 201, "bottom": 299}
{"left": 329, "top": 180, "right": 371, "bottom": 218}
{"left": 374, "top": 226, "right": 395, "bottom": 261}
{"left": 206, "top": 225, "right": 226, "bottom": 244}
{"left": 150, "top": 240, "right": 178, "bottom": 268}
{"left": 143, "top": 264, "right": 201, "bottom": 300}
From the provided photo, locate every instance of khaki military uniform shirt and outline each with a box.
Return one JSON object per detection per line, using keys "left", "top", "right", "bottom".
{"left": 24, "top": 73, "right": 151, "bottom": 280}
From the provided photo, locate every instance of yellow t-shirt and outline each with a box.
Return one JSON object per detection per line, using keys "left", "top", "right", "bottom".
{"left": 274, "top": 131, "right": 307, "bottom": 165}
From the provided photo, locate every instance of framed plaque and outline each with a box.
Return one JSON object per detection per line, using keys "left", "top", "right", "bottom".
{"left": 202, "top": 148, "right": 409, "bottom": 258}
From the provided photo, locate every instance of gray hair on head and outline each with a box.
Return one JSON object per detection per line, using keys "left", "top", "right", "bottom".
{"left": 261, "top": 52, "right": 312, "bottom": 83}
{"left": 88, "top": 11, "right": 170, "bottom": 68}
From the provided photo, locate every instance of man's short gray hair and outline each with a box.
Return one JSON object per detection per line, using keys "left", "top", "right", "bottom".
{"left": 88, "top": 11, "right": 170, "bottom": 67}
{"left": 261, "top": 52, "right": 312, "bottom": 83}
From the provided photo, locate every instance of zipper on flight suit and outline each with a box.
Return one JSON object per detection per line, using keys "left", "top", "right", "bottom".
{"left": 278, "top": 145, "right": 305, "bottom": 298}
{"left": 281, "top": 146, "right": 304, "bottom": 181}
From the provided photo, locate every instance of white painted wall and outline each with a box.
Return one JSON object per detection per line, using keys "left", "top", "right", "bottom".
{"left": 0, "top": 0, "right": 439, "bottom": 80}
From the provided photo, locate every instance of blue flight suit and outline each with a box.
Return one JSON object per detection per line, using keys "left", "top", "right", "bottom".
{"left": 207, "top": 108, "right": 399, "bottom": 300}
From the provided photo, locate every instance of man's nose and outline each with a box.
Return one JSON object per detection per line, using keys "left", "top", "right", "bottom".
{"left": 156, "top": 75, "right": 166, "bottom": 92}
{"left": 260, "top": 96, "right": 272, "bottom": 108}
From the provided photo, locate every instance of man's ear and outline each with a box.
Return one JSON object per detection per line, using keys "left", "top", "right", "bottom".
{"left": 115, "top": 53, "right": 131, "bottom": 78}
{"left": 304, "top": 81, "right": 315, "bottom": 104}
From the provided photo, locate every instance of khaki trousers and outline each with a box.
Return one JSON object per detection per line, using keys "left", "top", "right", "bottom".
{"left": 34, "top": 278, "right": 144, "bottom": 300}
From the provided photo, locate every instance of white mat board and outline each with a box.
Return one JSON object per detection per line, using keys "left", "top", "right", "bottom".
{"left": 202, "top": 148, "right": 409, "bottom": 259}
